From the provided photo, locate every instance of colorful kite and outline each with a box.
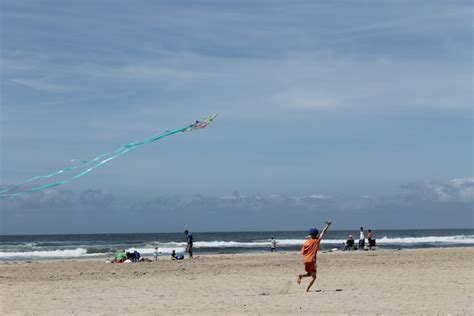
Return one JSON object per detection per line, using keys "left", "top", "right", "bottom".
{"left": 0, "top": 114, "right": 217, "bottom": 199}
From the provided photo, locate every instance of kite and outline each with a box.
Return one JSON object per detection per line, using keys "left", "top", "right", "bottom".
{"left": 0, "top": 114, "right": 217, "bottom": 199}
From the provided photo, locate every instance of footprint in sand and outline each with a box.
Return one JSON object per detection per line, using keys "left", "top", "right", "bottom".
{"left": 279, "top": 280, "right": 292, "bottom": 294}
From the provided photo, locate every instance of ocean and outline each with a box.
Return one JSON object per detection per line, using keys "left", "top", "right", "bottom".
{"left": 1, "top": 229, "right": 473, "bottom": 261}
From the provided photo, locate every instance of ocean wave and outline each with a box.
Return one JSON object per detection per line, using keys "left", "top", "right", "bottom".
{"left": 0, "top": 248, "right": 98, "bottom": 259}
{"left": 152, "top": 235, "right": 474, "bottom": 248}
{"left": 1, "top": 235, "right": 472, "bottom": 259}
{"left": 376, "top": 235, "right": 474, "bottom": 244}
{"left": 114, "top": 235, "right": 474, "bottom": 251}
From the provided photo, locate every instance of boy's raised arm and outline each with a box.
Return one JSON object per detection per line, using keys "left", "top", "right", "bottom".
{"left": 318, "top": 220, "right": 332, "bottom": 240}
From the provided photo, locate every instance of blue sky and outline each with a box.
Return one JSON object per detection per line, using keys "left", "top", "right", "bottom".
{"left": 1, "top": 1, "right": 472, "bottom": 233}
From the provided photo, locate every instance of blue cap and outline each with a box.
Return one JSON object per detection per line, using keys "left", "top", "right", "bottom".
{"left": 309, "top": 227, "right": 319, "bottom": 236}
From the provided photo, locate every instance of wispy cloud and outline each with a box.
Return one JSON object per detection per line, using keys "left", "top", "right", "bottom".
{"left": 401, "top": 178, "right": 474, "bottom": 203}
{"left": 10, "top": 78, "right": 78, "bottom": 92}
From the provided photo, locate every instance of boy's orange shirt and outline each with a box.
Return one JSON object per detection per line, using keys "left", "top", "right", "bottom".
{"left": 301, "top": 237, "right": 321, "bottom": 263}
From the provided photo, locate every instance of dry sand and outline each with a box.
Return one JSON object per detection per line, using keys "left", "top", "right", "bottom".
{"left": 1, "top": 247, "right": 473, "bottom": 315}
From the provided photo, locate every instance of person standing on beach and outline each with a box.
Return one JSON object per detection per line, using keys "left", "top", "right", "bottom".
{"left": 184, "top": 230, "right": 193, "bottom": 259}
{"left": 270, "top": 237, "right": 277, "bottom": 252}
{"left": 359, "top": 227, "right": 365, "bottom": 250}
{"left": 367, "top": 229, "right": 375, "bottom": 250}
{"left": 297, "top": 220, "right": 332, "bottom": 292}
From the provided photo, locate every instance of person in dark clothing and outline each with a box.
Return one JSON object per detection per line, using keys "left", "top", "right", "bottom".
{"left": 345, "top": 235, "right": 355, "bottom": 250}
{"left": 184, "top": 230, "right": 193, "bottom": 259}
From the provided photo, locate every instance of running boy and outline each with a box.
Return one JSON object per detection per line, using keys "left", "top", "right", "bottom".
{"left": 297, "top": 220, "right": 332, "bottom": 292}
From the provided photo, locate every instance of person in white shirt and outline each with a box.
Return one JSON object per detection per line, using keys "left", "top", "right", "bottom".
{"left": 359, "top": 227, "right": 365, "bottom": 250}
{"left": 270, "top": 237, "right": 277, "bottom": 252}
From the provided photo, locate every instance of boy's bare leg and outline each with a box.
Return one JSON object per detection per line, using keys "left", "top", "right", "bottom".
{"left": 297, "top": 272, "right": 311, "bottom": 284}
{"left": 306, "top": 273, "right": 317, "bottom": 292}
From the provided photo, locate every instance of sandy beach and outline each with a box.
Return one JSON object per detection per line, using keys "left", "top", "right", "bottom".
{"left": 1, "top": 247, "right": 472, "bottom": 315}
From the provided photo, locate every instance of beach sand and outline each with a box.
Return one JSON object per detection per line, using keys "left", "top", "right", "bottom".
{"left": 1, "top": 247, "right": 473, "bottom": 315}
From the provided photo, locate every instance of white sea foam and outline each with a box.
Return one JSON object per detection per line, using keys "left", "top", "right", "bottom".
{"left": 375, "top": 235, "right": 474, "bottom": 244}
{"left": 0, "top": 248, "right": 98, "bottom": 259}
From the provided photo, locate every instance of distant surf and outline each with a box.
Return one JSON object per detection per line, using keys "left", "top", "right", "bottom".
{"left": 1, "top": 229, "right": 473, "bottom": 260}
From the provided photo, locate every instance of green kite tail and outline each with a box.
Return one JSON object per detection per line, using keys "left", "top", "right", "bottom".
{"left": 0, "top": 114, "right": 217, "bottom": 199}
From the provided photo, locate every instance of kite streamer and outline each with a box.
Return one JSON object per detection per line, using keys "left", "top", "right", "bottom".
{"left": 0, "top": 114, "right": 217, "bottom": 199}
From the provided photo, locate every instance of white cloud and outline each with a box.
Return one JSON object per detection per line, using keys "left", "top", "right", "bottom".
{"left": 403, "top": 178, "right": 474, "bottom": 203}
{"left": 446, "top": 178, "right": 474, "bottom": 202}
{"left": 308, "top": 194, "right": 332, "bottom": 200}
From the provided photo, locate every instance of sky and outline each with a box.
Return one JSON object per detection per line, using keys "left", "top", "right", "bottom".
{"left": 1, "top": 0, "right": 473, "bottom": 234}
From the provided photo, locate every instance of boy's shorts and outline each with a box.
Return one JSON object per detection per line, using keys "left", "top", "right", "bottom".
{"left": 304, "top": 261, "right": 317, "bottom": 274}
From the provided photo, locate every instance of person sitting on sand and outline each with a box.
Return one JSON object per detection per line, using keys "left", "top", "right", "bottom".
{"left": 297, "top": 220, "right": 332, "bottom": 292}
{"left": 171, "top": 250, "right": 184, "bottom": 260}
{"left": 344, "top": 234, "right": 355, "bottom": 250}
{"left": 113, "top": 249, "right": 127, "bottom": 263}
{"left": 125, "top": 251, "right": 132, "bottom": 260}
{"left": 132, "top": 250, "right": 142, "bottom": 262}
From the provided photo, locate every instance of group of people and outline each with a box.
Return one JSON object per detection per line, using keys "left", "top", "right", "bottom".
{"left": 168, "top": 230, "right": 193, "bottom": 261}
{"left": 113, "top": 229, "right": 193, "bottom": 263}
{"left": 344, "top": 227, "right": 376, "bottom": 251}
{"left": 161, "top": 230, "right": 194, "bottom": 261}
{"left": 112, "top": 249, "right": 148, "bottom": 263}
